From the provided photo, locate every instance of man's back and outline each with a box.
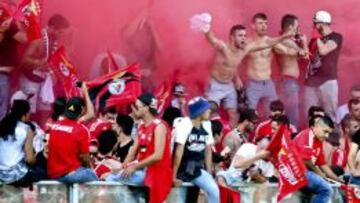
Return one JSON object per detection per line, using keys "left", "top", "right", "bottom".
{"left": 48, "top": 118, "right": 89, "bottom": 178}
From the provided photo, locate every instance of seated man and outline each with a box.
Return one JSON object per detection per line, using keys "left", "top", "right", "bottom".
{"left": 223, "top": 108, "right": 257, "bottom": 158}
{"left": 216, "top": 141, "right": 274, "bottom": 187}
{"left": 48, "top": 97, "right": 98, "bottom": 183}
{"left": 172, "top": 97, "right": 219, "bottom": 203}
{"left": 106, "top": 93, "right": 173, "bottom": 203}
{"left": 293, "top": 115, "right": 343, "bottom": 202}
{"left": 253, "top": 100, "right": 296, "bottom": 143}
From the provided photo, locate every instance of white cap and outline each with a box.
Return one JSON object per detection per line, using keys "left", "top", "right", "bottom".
{"left": 314, "top": 10, "right": 332, "bottom": 24}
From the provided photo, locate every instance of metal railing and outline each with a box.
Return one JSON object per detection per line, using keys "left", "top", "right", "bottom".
{"left": 0, "top": 181, "right": 346, "bottom": 203}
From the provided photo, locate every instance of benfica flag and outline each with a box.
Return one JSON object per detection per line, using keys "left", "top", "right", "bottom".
{"left": 341, "top": 184, "right": 360, "bottom": 203}
{"left": 48, "top": 47, "right": 81, "bottom": 98}
{"left": 266, "top": 125, "right": 308, "bottom": 202}
{"left": 17, "top": 0, "right": 42, "bottom": 41}
{"left": 86, "top": 64, "right": 141, "bottom": 111}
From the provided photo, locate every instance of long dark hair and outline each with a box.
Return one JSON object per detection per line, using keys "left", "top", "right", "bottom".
{"left": 0, "top": 100, "right": 30, "bottom": 141}
{"left": 51, "top": 97, "right": 67, "bottom": 121}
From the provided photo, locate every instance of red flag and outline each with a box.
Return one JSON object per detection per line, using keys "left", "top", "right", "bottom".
{"left": 219, "top": 184, "right": 241, "bottom": 203}
{"left": 341, "top": 184, "right": 360, "bottom": 203}
{"left": 267, "top": 125, "right": 308, "bottom": 202}
{"left": 86, "top": 64, "right": 141, "bottom": 111}
{"left": 48, "top": 47, "right": 81, "bottom": 98}
{"left": 17, "top": 0, "right": 42, "bottom": 41}
{"left": 154, "top": 70, "right": 182, "bottom": 115}
{"left": 106, "top": 50, "right": 121, "bottom": 73}
{"left": 154, "top": 79, "right": 173, "bottom": 115}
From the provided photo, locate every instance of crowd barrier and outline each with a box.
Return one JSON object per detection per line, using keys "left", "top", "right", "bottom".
{"left": 0, "top": 181, "right": 346, "bottom": 203}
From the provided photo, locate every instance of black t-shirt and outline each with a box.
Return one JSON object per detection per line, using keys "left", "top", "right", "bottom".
{"left": 177, "top": 125, "right": 209, "bottom": 181}
{"left": 0, "top": 22, "right": 20, "bottom": 67}
{"left": 114, "top": 139, "right": 134, "bottom": 162}
{"left": 306, "top": 32, "right": 343, "bottom": 86}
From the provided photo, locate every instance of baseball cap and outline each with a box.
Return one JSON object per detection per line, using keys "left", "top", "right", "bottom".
{"left": 173, "top": 83, "right": 186, "bottom": 96}
{"left": 314, "top": 10, "right": 332, "bottom": 24}
{"left": 138, "top": 93, "right": 158, "bottom": 115}
{"left": 64, "top": 97, "right": 85, "bottom": 120}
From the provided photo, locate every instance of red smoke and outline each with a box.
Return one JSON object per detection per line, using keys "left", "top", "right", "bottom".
{"left": 38, "top": 0, "right": 359, "bottom": 103}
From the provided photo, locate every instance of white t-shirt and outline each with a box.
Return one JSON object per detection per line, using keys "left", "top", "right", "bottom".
{"left": 228, "top": 143, "right": 274, "bottom": 182}
{"left": 0, "top": 122, "right": 29, "bottom": 170}
{"left": 336, "top": 103, "right": 349, "bottom": 124}
{"left": 173, "top": 117, "right": 214, "bottom": 146}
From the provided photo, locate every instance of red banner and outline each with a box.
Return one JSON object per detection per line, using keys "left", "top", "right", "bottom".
{"left": 48, "top": 47, "right": 81, "bottom": 98}
{"left": 341, "top": 184, "right": 360, "bottom": 203}
{"left": 267, "top": 125, "right": 308, "bottom": 202}
{"left": 17, "top": 0, "right": 42, "bottom": 42}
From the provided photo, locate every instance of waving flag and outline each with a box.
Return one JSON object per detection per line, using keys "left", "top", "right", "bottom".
{"left": 17, "top": 0, "right": 42, "bottom": 41}
{"left": 48, "top": 47, "right": 81, "bottom": 98}
{"left": 341, "top": 184, "right": 360, "bottom": 203}
{"left": 266, "top": 125, "right": 308, "bottom": 202}
{"left": 106, "top": 50, "right": 122, "bottom": 73}
{"left": 86, "top": 64, "right": 141, "bottom": 111}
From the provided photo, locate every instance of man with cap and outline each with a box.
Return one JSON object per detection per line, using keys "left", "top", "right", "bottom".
{"left": 106, "top": 93, "right": 173, "bottom": 203}
{"left": 171, "top": 82, "right": 188, "bottom": 115}
{"left": 47, "top": 96, "right": 98, "bottom": 183}
{"left": 304, "top": 10, "right": 343, "bottom": 121}
{"left": 172, "top": 96, "right": 219, "bottom": 203}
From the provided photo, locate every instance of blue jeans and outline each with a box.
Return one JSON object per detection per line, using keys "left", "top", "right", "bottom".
{"left": 280, "top": 78, "right": 300, "bottom": 128}
{"left": 58, "top": 167, "right": 98, "bottom": 184}
{"left": 106, "top": 170, "right": 146, "bottom": 186}
{"left": 349, "top": 175, "right": 360, "bottom": 185}
{"left": 0, "top": 73, "right": 10, "bottom": 120}
{"left": 304, "top": 171, "right": 333, "bottom": 203}
{"left": 178, "top": 169, "right": 219, "bottom": 203}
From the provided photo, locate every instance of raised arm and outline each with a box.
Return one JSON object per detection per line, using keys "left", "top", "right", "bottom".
{"left": 205, "top": 31, "right": 226, "bottom": 51}
{"left": 247, "top": 30, "right": 294, "bottom": 53}
{"left": 78, "top": 83, "right": 95, "bottom": 123}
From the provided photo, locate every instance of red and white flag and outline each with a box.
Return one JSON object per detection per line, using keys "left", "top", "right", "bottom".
{"left": 48, "top": 47, "right": 81, "bottom": 98}
{"left": 16, "top": 0, "right": 42, "bottom": 42}
{"left": 341, "top": 184, "right": 360, "bottom": 203}
{"left": 266, "top": 125, "right": 308, "bottom": 202}
{"left": 86, "top": 63, "right": 141, "bottom": 112}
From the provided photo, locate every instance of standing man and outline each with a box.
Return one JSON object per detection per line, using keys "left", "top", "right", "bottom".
{"left": 21, "top": 14, "right": 71, "bottom": 116}
{"left": 304, "top": 10, "right": 343, "bottom": 121}
{"left": 172, "top": 97, "right": 219, "bottom": 203}
{"left": 0, "top": 7, "right": 27, "bottom": 120}
{"left": 274, "top": 14, "right": 309, "bottom": 127}
{"left": 245, "top": 13, "right": 280, "bottom": 115}
{"left": 203, "top": 14, "right": 293, "bottom": 127}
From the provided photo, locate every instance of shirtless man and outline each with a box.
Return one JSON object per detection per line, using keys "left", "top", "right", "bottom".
{"left": 205, "top": 17, "right": 293, "bottom": 127}
{"left": 246, "top": 13, "right": 287, "bottom": 116}
{"left": 274, "top": 14, "right": 309, "bottom": 127}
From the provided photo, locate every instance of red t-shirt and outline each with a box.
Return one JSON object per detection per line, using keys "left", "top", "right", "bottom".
{"left": 293, "top": 129, "right": 326, "bottom": 166}
{"left": 48, "top": 118, "right": 90, "bottom": 178}
{"left": 254, "top": 120, "right": 297, "bottom": 143}
{"left": 88, "top": 119, "right": 112, "bottom": 144}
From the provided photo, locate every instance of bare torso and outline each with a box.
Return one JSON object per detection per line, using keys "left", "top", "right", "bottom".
{"left": 278, "top": 39, "right": 300, "bottom": 78}
{"left": 247, "top": 36, "right": 273, "bottom": 80}
{"left": 211, "top": 43, "right": 247, "bottom": 83}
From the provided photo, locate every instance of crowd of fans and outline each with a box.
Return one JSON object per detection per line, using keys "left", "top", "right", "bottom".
{"left": 0, "top": 2, "right": 359, "bottom": 203}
